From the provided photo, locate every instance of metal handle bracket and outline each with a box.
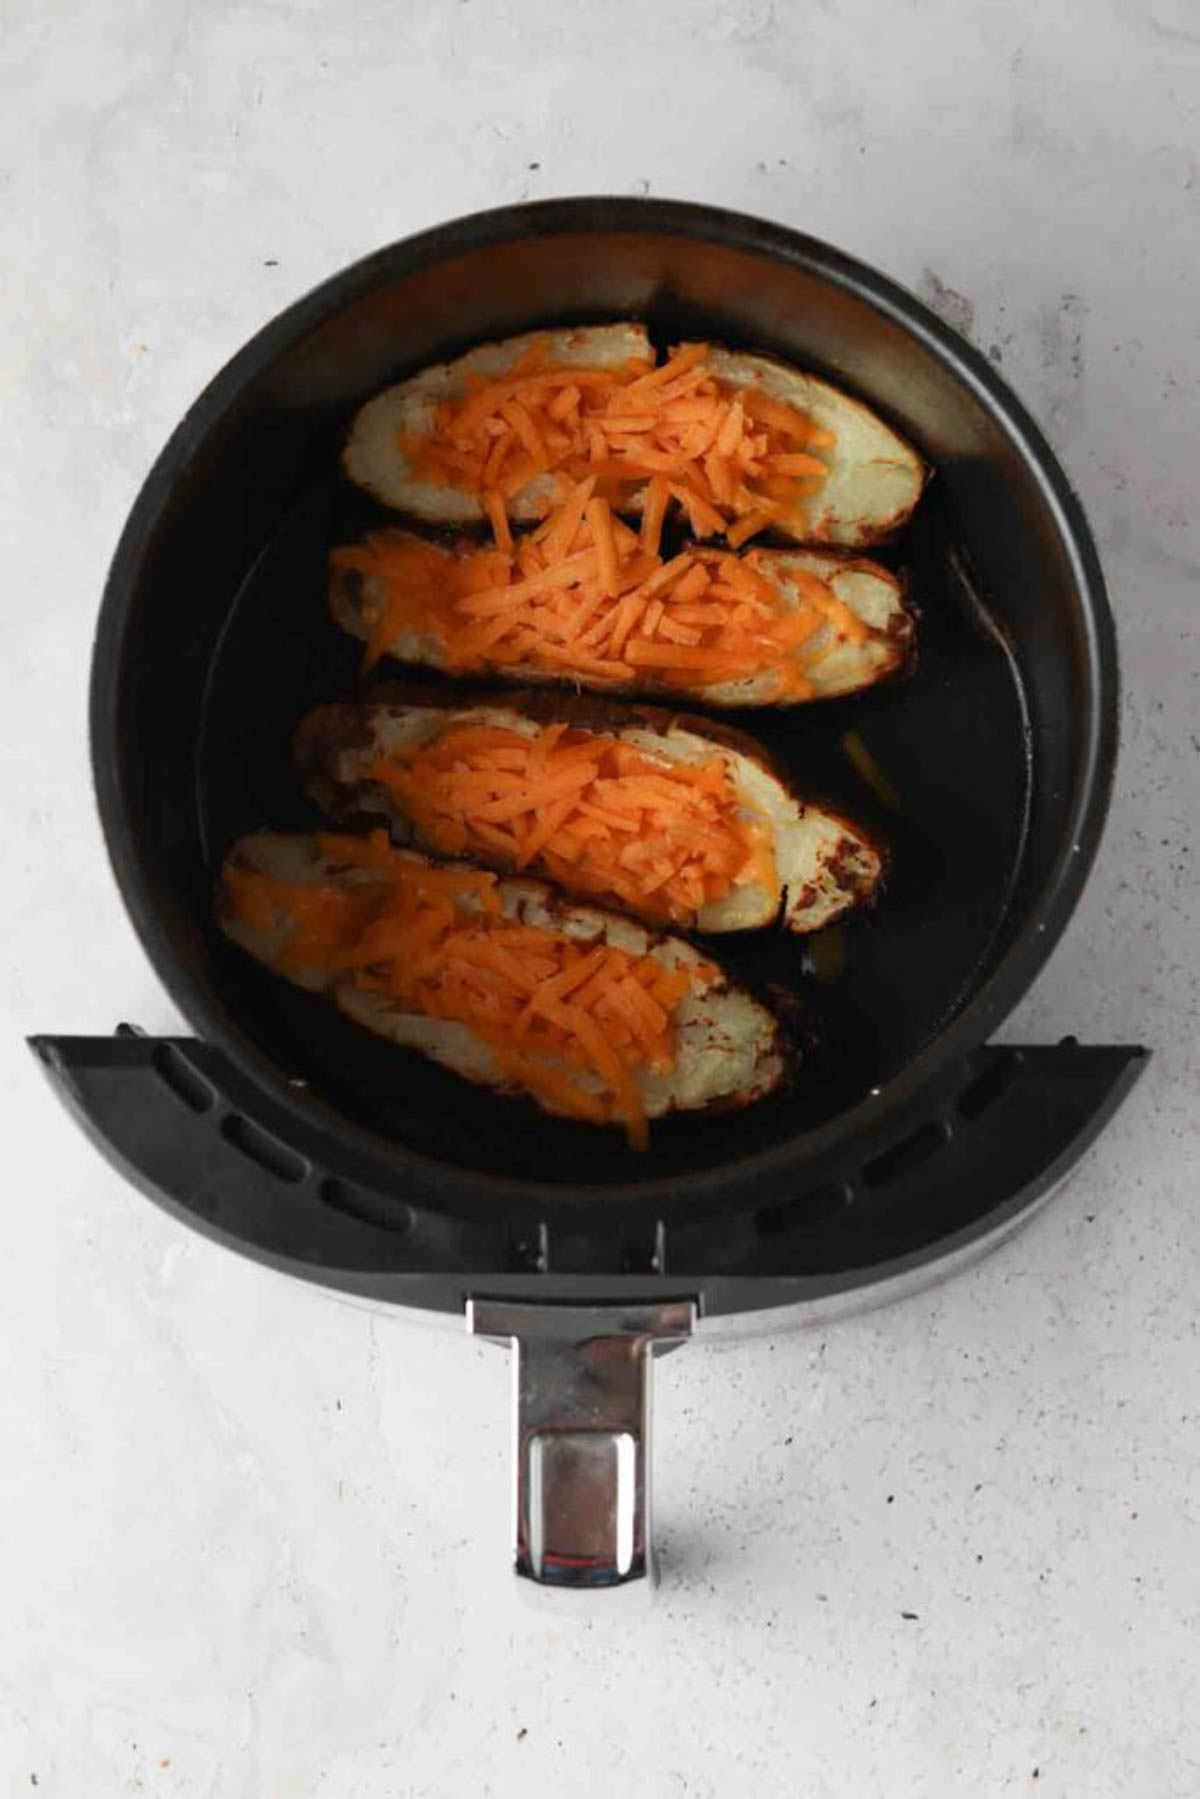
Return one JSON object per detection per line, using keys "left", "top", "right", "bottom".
{"left": 468, "top": 1298, "right": 695, "bottom": 1588}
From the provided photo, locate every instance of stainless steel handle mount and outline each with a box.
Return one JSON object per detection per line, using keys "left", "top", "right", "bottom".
{"left": 468, "top": 1298, "right": 696, "bottom": 1588}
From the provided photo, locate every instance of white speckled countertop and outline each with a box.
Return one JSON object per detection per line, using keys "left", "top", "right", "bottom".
{"left": 2, "top": 0, "right": 1198, "bottom": 1792}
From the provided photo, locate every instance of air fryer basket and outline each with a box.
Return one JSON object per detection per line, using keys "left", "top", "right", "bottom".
{"left": 51, "top": 199, "right": 1136, "bottom": 1584}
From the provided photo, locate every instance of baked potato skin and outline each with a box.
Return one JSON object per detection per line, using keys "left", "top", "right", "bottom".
{"left": 217, "top": 833, "right": 786, "bottom": 1127}
{"left": 341, "top": 327, "right": 927, "bottom": 551}
{"left": 292, "top": 691, "right": 884, "bottom": 935}
{"left": 329, "top": 540, "right": 914, "bottom": 708}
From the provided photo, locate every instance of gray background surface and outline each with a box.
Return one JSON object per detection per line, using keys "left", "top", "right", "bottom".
{"left": 2, "top": 0, "right": 1197, "bottom": 1791}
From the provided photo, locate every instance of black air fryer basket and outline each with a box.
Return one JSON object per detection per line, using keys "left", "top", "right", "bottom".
{"left": 34, "top": 201, "right": 1145, "bottom": 1586}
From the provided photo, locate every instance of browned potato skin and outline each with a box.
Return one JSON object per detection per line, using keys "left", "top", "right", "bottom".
{"left": 328, "top": 543, "right": 915, "bottom": 709}
{"left": 341, "top": 327, "right": 928, "bottom": 549}
{"left": 293, "top": 686, "right": 886, "bottom": 935}
{"left": 216, "top": 833, "right": 787, "bottom": 1128}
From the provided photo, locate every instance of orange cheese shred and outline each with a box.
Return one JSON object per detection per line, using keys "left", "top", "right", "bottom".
{"left": 482, "top": 488, "right": 513, "bottom": 552}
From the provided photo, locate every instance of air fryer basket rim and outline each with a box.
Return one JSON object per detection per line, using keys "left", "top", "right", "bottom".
{"left": 91, "top": 196, "right": 1118, "bottom": 1208}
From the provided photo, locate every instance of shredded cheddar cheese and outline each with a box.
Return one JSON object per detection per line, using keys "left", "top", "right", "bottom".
{"left": 224, "top": 832, "right": 713, "bottom": 1147}
{"left": 367, "top": 720, "right": 778, "bottom": 926}
{"left": 399, "top": 337, "right": 834, "bottom": 544}
{"left": 333, "top": 486, "right": 868, "bottom": 696}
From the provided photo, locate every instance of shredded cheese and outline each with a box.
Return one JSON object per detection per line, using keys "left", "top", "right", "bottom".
{"left": 367, "top": 720, "right": 777, "bottom": 926}
{"left": 332, "top": 488, "right": 869, "bottom": 697}
{"left": 224, "top": 833, "right": 715, "bottom": 1147}
{"left": 399, "top": 337, "right": 835, "bottom": 545}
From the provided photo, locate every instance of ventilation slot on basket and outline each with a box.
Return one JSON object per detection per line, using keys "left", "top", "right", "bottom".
{"left": 151, "top": 1044, "right": 216, "bottom": 1114}
{"left": 956, "top": 1050, "right": 1024, "bottom": 1121}
{"left": 755, "top": 1183, "right": 850, "bottom": 1238}
{"left": 862, "top": 1120, "right": 949, "bottom": 1190}
{"left": 319, "top": 1177, "right": 414, "bottom": 1234}
{"left": 220, "top": 1114, "right": 307, "bottom": 1184}
{"left": 505, "top": 1223, "right": 549, "bottom": 1273}
{"left": 621, "top": 1219, "right": 667, "bottom": 1274}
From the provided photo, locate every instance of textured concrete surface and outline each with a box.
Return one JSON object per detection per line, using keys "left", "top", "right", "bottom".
{"left": 2, "top": 0, "right": 1197, "bottom": 1792}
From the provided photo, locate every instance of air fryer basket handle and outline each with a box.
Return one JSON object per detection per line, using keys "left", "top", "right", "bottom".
{"left": 469, "top": 1299, "right": 695, "bottom": 1587}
